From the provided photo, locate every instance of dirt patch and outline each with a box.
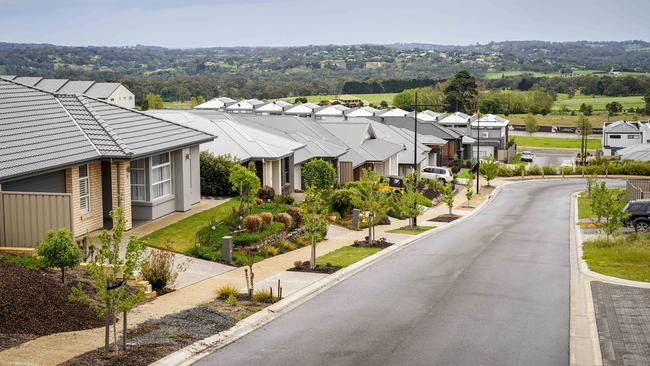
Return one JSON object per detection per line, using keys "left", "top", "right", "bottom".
{"left": 428, "top": 214, "right": 463, "bottom": 223}
{"left": 0, "top": 258, "right": 104, "bottom": 351}
{"left": 288, "top": 261, "right": 343, "bottom": 274}
{"left": 63, "top": 298, "right": 269, "bottom": 365}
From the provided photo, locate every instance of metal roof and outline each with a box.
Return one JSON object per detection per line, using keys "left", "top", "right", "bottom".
{"left": 367, "top": 121, "right": 432, "bottom": 165}
{"left": 379, "top": 108, "right": 409, "bottom": 117}
{"left": 84, "top": 82, "right": 122, "bottom": 99}
{"left": 438, "top": 112, "right": 472, "bottom": 124}
{"left": 284, "top": 103, "right": 315, "bottom": 115}
{"left": 314, "top": 104, "right": 349, "bottom": 116}
{"left": 370, "top": 116, "right": 464, "bottom": 141}
{"left": 618, "top": 144, "right": 650, "bottom": 161}
{"left": 407, "top": 110, "right": 444, "bottom": 122}
{"left": 0, "top": 78, "right": 214, "bottom": 181}
{"left": 345, "top": 106, "right": 379, "bottom": 117}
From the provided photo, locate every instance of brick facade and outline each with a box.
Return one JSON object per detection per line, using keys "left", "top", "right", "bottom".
{"left": 65, "top": 160, "right": 104, "bottom": 238}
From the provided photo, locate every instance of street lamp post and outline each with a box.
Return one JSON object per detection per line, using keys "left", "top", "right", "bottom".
{"left": 475, "top": 111, "right": 480, "bottom": 194}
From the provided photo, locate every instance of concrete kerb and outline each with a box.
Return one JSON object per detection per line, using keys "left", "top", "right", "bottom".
{"left": 152, "top": 184, "right": 506, "bottom": 366}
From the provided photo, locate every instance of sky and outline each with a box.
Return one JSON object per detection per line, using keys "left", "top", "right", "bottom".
{"left": 1, "top": 0, "right": 648, "bottom": 48}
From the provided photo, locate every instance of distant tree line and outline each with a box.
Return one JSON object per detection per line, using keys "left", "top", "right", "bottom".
{"left": 341, "top": 78, "right": 442, "bottom": 94}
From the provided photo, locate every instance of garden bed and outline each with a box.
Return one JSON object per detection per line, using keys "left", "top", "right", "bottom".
{"left": 0, "top": 256, "right": 104, "bottom": 351}
{"left": 288, "top": 261, "right": 344, "bottom": 274}
{"left": 428, "top": 214, "right": 462, "bottom": 223}
{"left": 61, "top": 294, "right": 271, "bottom": 365}
{"left": 386, "top": 225, "right": 435, "bottom": 235}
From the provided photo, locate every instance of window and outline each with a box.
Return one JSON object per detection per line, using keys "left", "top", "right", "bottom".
{"left": 130, "top": 158, "right": 146, "bottom": 201}
{"left": 423, "top": 167, "right": 434, "bottom": 173}
{"left": 151, "top": 153, "right": 172, "bottom": 199}
{"left": 79, "top": 164, "right": 90, "bottom": 213}
{"left": 610, "top": 135, "right": 621, "bottom": 139}
{"left": 628, "top": 135, "right": 640, "bottom": 139}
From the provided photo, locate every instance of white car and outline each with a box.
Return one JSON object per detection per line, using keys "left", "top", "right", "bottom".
{"left": 520, "top": 151, "right": 535, "bottom": 162}
{"left": 420, "top": 166, "right": 454, "bottom": 184}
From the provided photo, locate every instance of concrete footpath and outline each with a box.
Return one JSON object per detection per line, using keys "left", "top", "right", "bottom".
{"left": 0, "top": 184, "right": 498, "bottom": 366}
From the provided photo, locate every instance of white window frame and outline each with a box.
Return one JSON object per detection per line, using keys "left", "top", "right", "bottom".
{"left": 79, "top": 164, "right": 90, "bottom": 214}
{"left": 130, "top": 158, "right": 147, "bottom": 201}
{"left": 151, "top": 152, "right": 173, "bottom": 200}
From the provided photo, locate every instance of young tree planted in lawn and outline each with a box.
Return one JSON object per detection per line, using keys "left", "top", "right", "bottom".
{"left": 69, "top": 205, "right": 147, "bottom": 355}
{"left": 600, "top": 196, "right": 629, "bottom": 239}
{"left": 301, "top": 159, "right": 337, "bottom": 191}
{"left": 586, "top": 173, "right": 598, "bottom": 199}
{"left": 37, "top": 228, "right": 82, "bottom": 283}
{"left": 590, "top": 181, "right": 609, "bottom": 223}
{"left": 479, "top": 155, "right": 499, "bottom": 187}
{"left": 398, "top": 174, "right": 424, "bottom": 229}
{"left": 442, "top": 182, "right": 456, "bottom": 214}
{"left": 524, "top": 113, "right": 539, "bottom": 135}
{"left": 465, "top": 174, "right": 474, "bottom": 208}
{"left": 359, "top": 168, "right": 390, "bottom": 242}
{"left": 229, "top": 163, "right": 261, "bottom": 215}
{"left": 300, "top": 185, "right": 329, "bottom": 269}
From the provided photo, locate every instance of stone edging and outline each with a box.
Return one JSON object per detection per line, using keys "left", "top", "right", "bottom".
{"left": 151, "top": 185, "right": 506, "bottom": 366}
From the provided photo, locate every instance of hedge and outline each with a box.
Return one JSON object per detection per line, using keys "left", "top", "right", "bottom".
{"left": 200, "top": 152, "right": 237, "bottom": 197}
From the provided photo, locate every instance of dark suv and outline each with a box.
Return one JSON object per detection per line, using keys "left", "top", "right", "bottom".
{"left": 624, "top": 199, "right": 650, "bottom": 232}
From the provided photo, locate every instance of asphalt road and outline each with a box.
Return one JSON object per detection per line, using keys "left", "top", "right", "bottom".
{"left": 195, "top": 180, "right": 587, "bottom": 366}
{"left": 522, "top": 148, "right": 576, "bottom": 169}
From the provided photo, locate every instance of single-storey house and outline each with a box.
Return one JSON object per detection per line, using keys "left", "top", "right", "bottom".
{"left": 314, "top": 104, "right": 350, "bottom": 118}
{"left": 150, "top": 110, "right": 304, "bottom": 193}
{"left": 254, "top": 101, "right": 293, "bottom": 115}
{"left": 0, "top": 78, "right": 214, "bottom": 248}
{"left": 284, "top": 103, "right": 320, "bottom": 117}
{"left": 317, "top": 119, "right": 405, "bottom": 181}
{"left": 345, "top": 106, "right": 381, "bottom": 118}
{"left": 194, "top": 97, "right": 237, "bottom": 110}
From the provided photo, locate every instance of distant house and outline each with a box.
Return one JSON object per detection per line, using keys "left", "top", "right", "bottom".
{"left": 345, "top": 106, "right": 381, "bottom": 118}
{"left": 254, "top": 101, "right": 293, "bottom": 115}
{"left": 314, "top": 104, "right": 350, "bottom": 118}
{"left": 150, "top": 110, "right": 304, "bottom": 193}
{"left": 468, "top": 114, "right": 511, "bottom": 160}
{"left": 0, "top": 76, "right": 135, "bottom": 108}
{"left": 0, "top": 78, "right": 214, "bottom": 248}
{"left": 284, "top": 103, "right": 319, "bottom": 117}
{"left": 225, "top": 100, "right": 258, "bottom": 114}
{"left": 406, "top": 110, "right": 444, "bottom": 122}
{"left": 378, "top": 108, "right": 410, "bottom": 117}
{"left": 194, "top": 97, "right": 237, "bottom": 110}
{"left": 602, "top": 120, "right": 649, "bottom": 156}
{"left": 317, "top": 119, "right": 405, "bottom": 181}
{"left": 335, "top": 95, "right": 364, "bottom": 108}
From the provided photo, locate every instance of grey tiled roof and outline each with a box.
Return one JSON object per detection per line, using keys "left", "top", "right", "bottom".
{"left": 57, "top": 80, "right": 94, "bottom": 94}
{"left": 0, "top": 78, "right": 215, "bottom": 181}
{"left": 34, "top": 78, "right": 69, "bottom": 93}
{"left": 605, "top": 120, "right": 641, "bottom": 133}
{"left": 84, "top": 82, "right": 121, "bottom": 99}
{"left": 12, "top": 76, "right": 43, "bottom": 86}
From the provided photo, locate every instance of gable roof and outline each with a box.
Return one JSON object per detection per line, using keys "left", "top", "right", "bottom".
{"left": 226, "top": 100, "right": 256, "bottom": 112}
{"left": 147, "top": 110, "right": 304, "bottom": 161}
{"left": 255, "top": 101, "right": 292, "bottom": 113}
{"left": 367, "top": 120, "right": 432, "bottom": 165}
{"left": 194, "top": 97, "right": 235, "bottom": 110}
{"left": 379, "top": 108, "right": 409, "bottom": 117}
{"left": 0, "top": 78, "right": 214, "bottom": 181}
{"left": 470, "top": 113, "right": 510, "bottom": 128}
{"left": 314, "top": 104, "right": 349, "bottom": 116}
{"left": 407, "top": 110, "right": 443, "bottom": 122}
{"left": 618, "top": 144, "right": 650, "bottom": 161}
{"left": 284, "top": 103, "right": 316, "bottom": 116}
{"left": 370, "top": 116, "right": 464, "bottom": 141}
{"left": 12, "top": 76, "right": 43, "bottom": 86}
{"left": 57, "top": 80, "right": 95, "bottom": 94}
{"left": 345, "top": 106, "right": 380, "bottom": 117}
{"left": 438, "top": 112, "right": 472, "bottom": 124}
{"left": 228, "top": 114, "right": 349, "bottom": 164}
{"left": 317, "top": 118, "right": 405, "bottom": 168}
{"left": 84, "top": 82, "right": 122, "bottom": 99}
{"left": 605, "top": 120, "right": 642, "bottom": 133}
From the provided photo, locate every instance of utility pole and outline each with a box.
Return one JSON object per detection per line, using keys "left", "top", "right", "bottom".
{"left": 476, "top": 111, "right": 480, "bottom": 194}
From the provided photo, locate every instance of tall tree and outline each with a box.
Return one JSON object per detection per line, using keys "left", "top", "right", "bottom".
{"left": 300, "top": 186, "right": 329, "bottom": 270}
{"left": 576, "top": 114, "right": 593, "bottom": 135}
{"left": 444, "top": 70, "right": 479, "bottom": 113}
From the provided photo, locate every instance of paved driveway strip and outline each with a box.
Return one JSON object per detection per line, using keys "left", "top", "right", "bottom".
{"left": 196, "top": 180, "right": 586, "bottom": 366}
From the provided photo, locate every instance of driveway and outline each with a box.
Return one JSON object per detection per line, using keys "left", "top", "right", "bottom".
{"left": 194, "top": 180, "right": 591, "bottom": 366}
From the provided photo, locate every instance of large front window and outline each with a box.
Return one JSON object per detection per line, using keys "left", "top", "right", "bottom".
{"left": 130, "top": 158, "right": 146, "bottom": 201}
{"left": 79, "top": 164, "right": 90, "bottom": 213}
{"left": 151, "top": 153, "right": 172, "bottom": 199}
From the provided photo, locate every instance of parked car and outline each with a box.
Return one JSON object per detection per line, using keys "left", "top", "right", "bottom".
{"left": 623, "top": 199, "right": 650, "bottom": 232}
{"left": 560, "top": 160, "right": 574, "bottom": 169}
{"left": 420, "top": 166, "right": 454, "bottom": 184}
{"left": 520, "top": 151, "right": 535, "bottom": 162}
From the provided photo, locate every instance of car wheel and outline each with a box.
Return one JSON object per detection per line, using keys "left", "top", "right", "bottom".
{"left": 634, "top": 219, "right": 650, "bottom": 232}
{"left": 438, "top": 178, "right": 447, "bottom": 184}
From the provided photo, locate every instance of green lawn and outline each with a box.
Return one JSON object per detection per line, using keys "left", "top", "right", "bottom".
{"left": 583, "top": 234, "right": 650, "bottom": 282}
{"left": 162, "top": 101, "right": 193, "bottom": 110}
{"left": 316, "top": 246, "right": 382, "bottom": 267}
{"left": 577, "top": 192, "right": 593, "bottom": 219}
{"left": 280, "top": 93, "right": 398, "bottom": 107}
{"left": 144, "top": 198, "right": 239, "bottom": 253}
{"left": 513, "top": 136, "right": 601, "bottom": 150}
{"left": 507, "top": 113, "right": 642, "bottom": 128}
{"left": 386, "top": 225, "right": 435, "bottom": 235}
{"left": 456, "top": 168, "right": 474, "bottom": 179}
{"left": 554, "top": 93, "right": 645, "bottom": 111}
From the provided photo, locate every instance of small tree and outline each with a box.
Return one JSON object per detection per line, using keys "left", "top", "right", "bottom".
{"left": 590, "top": 181, "right": 609, "bottom": 222}
{"left": 586, "top": 173, "right": 598, "bottom": 199}
{"left": 479, "top": 156, "right": 499, "bottom": 187}
{"left": 359, "top": 168, "right": 390, "bottom": 242}
{"left": 229, "top": 163, "right": 261, "bottom": 215}
{"left": 600, "top": 197, "right": 628, "bottom": 239}
{"left": 579, "top": 103, "right": 593, "bottom": 116}
{"left": 576, "top": 114, "right": 592, "bottom": 135}
{"left": 145, "top": 93, "right": 164, "bottom": 109}
{"left": 606, "top": 101, "right": 623, "bottom": 115}
{"left": 524, "top": 114, "right": 539, "bottom": 135}
{"left": 301, "top": 159, "right": 337, "bottom": 191}
{"left": 37, "top": 228, "right": 82, "bottom": 283}
{"left": 190, "top": 96, "right": 206, "bottom": 108}
{"left": 465, "top": 173, "right": 474, "bottom": 208}
{"left": 442, "top": 182, "right": 455, "bottom": 214}
{"left": 397, "top": 174, "right": 424, "bottom": 229}
{"left": 300, "top": 186, "right": 329, "bottom": 269}
{"left": 239, "top": 247, "right": 257, "bottom": 297}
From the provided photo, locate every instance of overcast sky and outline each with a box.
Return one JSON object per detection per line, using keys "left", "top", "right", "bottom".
{"left": 1, "top": 0, "right": 648, "bottom": 48}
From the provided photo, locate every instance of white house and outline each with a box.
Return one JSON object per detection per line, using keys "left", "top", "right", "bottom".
{"left": 84, "top": 83, "right": 135, "bottom": 109}
{"left": 602, "top": 120, "right": 650, "bottom": 156}
{"left": 193, "top": 97, "right": 237, "bottom": 110}
{"left": 254, "top": 101, "right": 293, "bottom": 115}
{"left": 379, "top": 108, "right": 410, "bottom": 117}
{"left": 314, "top": 104, "right": 350, "bottom": 118}
{"left": 345, "top": 106, "right": 381, "bottom": 118}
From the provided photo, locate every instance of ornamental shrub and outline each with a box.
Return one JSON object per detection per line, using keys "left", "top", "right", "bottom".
{"left": 329, "top": 188, "right": 362, "bottom": 215}
{"left": 543, "top": 165, "right": 557, "bottom": 175}
{"left": 200, "top": 152, "right": 237, "bottom": 197}
{"left": 526, "top": 165, "right": 543, "bottom": 176}
{"left": 244, "top": 215, "right": 262, "bottom": 233}
{"left": 497, "top": 166, "right": 514, "bottom": 177}
{"left": 276, "top": 212, "right": 293, "bottom": 230}
{"left": 260, "top": 212, "right": 273, "bottom": 225}
{"left": 36, "top": 228, "right": 82, "bottom": 283}
{"left": 257, "top": 185, "right": 275, "bottom": 201}
{"left": 302, "top": 159, "right": 337, "bottom": 190}
{"left": 287, "top": 207, "right": 302, "bottom": 227}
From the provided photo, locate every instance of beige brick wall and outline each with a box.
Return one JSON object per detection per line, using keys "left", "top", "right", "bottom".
{"left": 111, "top": 160, "right": 132, "bottom": 231}
{"left": 65, "top": 160, "right": 104, "bottom": 238}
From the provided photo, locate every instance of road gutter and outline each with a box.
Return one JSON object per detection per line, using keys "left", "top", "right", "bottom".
{"left": 151, "top": 185, "right": 506, "bottom": 366}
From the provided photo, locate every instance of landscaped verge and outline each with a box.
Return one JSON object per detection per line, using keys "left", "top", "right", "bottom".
{"left": 582, "top": 234, "right": 650, "bottom": 282}
{"left": 386, "top": 225, "right": 434, "bottom": 235}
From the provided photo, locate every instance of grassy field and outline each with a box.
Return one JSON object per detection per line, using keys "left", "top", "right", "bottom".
{"left": 162, "top": 101, "right": 193, "bottom": 109}
{"left": 386, "top": 225, "right": 434, "bottom": 235}
{"left": 582, "top": 234, "right": 650, "bottom": 282}
{"left": 144, "top": 198, "right": 238, "bottom": 253}
{"left": 513, "top": 136, "right": 601, "bottom": 150}
{"left": 316, "top": 246, "right": 382, "bottom": 267}
{"left": 482, "top": 70, "right": 649, "bottom": 79}
{"left": 507, "top": 113, "right": 642, "bottom": 128}
{"left": 554, "top": 93, "right": 644, "bottom": 111}
{"left": 280, "top": 93, "right": 397, "bottom": 107}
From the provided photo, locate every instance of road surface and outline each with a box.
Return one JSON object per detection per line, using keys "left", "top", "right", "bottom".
{"left": 195, "top": 180, "right": 587, "bottom": 366}
{"left": 523, "top": 148, "right": 576, "bottom": 169}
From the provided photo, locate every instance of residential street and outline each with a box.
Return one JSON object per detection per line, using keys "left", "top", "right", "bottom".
{"left": 195, "top": 179, "right": 587, "bottom": 366}
{"left": 523, "top": 148, "right": 577, "bottom": 169}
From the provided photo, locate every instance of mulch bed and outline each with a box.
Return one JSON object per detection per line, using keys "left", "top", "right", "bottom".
{"left": 288, "top": 261, "right": 343, "bottom": 274}
{"left": 352, "top": 239, "right": 393, "bottom": 249}
{"left": 428, "top": 214, "right": 462, "bottom": 223}
{"left": 0, "top": 258, "right": 104, "bottom": 351}
{"left": 62, "top": 297, "right": 269, "bottom": 365}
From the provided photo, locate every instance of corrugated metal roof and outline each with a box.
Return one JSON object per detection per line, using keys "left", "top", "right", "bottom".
{"left": 84, "top": 82, "right": 121, "bottom": 99}
{"left": 618, "top": 144, "right": 650, "bottom": 161}
{"left": 379, "top": 108, "right": 409, "bottom": 117}
{"left": 368, "top": 121, "right": 431, "bottom": 165}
